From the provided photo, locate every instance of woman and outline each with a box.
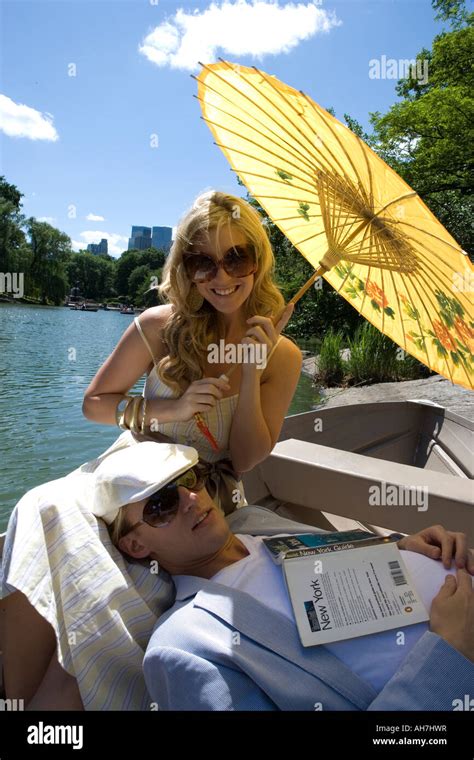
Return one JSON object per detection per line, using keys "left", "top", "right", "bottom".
{"left": 82, "top": 190, "right": 303, "bottom": 514}
{"left": 1, "top": 190, "right": 302, "bottom": 709}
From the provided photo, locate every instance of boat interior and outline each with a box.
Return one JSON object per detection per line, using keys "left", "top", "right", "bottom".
{"left": 0, "top": 398, "right": 472, "bottom": 700}
{"left": 242, "top": 399, "right": 473, "bottom": 543}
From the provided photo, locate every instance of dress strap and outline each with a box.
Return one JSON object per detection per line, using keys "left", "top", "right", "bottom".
{"left": 134, "top": 316, "right": 159, "bottom": 366}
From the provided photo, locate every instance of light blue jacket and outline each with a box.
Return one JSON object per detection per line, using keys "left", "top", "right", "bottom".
{"left": 143, "top": 507, "right": 474, "bottom": 711}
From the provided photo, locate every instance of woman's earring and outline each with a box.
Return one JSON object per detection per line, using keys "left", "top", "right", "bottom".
{"left": 188, "top": 285, "right": 204, "bottom": 312}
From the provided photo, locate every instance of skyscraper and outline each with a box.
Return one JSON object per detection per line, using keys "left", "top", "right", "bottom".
{"left": 128, "top": 226, "right": 152, "bottom": 251}
{"left": 86, "top": 238, "right": 108, "bottom": 255}
{"left": 128, "top": 225, "right": 172, "bottom": 252}
{"left": 152, "top": 226, "right": 172, "bottom": 253}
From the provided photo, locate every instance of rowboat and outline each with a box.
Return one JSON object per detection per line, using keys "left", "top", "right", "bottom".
{"left": 69, "top": 302, "right": 100, "bottom": 312}
{"left": 1, "top": 398, "right": 472, "bottom": 700}
{"left": 1, "top": 397, "right": 472, "bottom": 564}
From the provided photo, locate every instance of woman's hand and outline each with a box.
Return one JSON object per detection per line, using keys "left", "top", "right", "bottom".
{"left": 397, "top": 525, "right": 474, "bottom": 574}
{"left": 241, "top": 303, "right": 294, "bottom": 374}
{"left": 173, "top": 376, "right": 231, "bottom": 421}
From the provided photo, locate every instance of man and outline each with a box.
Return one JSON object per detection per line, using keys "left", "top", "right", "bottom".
{"left": 94, "top": 441, "right": 474, "bottom": 711}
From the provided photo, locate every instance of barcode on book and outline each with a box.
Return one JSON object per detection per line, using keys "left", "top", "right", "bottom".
{"left": 388, "top": 560, "right": 407, "bottom": 587}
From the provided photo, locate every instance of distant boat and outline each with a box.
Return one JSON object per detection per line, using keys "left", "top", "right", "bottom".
{"left": 70, "top": 301, "right": 99, "bottom": 312}
{"left": 120, "top": 307, "right": 135, "bottom": 315}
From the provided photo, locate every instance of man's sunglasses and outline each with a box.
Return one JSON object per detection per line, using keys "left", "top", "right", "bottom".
{"left": 121, "top": 466, "right": 207, "bottom": 537}
{"left": 182, "top": 245, "right": 257, "bottom": 283}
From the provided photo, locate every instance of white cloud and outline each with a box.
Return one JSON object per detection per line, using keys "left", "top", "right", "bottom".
{"left": 72, "top": 239, "right": 87, "bottom": 251}
{"left": 72, "top": 230, "right": 129, "bottom": 257}
{"left": 37, "top": 216, "right": 57, "bottom": 225}
{"left": 139, "top": 0, "right": 341, "bottom": 71}
{"left": 86, "top": 213, "right": 105, "bottom": 221}
{"left": 0, "top": 94, "right": 59, "bottom": 141}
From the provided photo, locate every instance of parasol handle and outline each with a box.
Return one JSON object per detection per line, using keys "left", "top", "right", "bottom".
{"left": 287, "top": 264, "right": 327, "bottom": 307}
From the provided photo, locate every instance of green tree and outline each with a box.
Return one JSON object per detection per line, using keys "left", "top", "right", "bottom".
{"left": 127, "top": 264, "right": 158, "bottom": 306}
{"left": 116, "top": 248, "right": 166, "bottom": 301}
{"left": 65, "top": 251, "right": 116, "bottom": 302}
{"left": 0, "top": 177, "right": 27, "bottom": 273}
{"left": 432, "top": 0, "right": 470, "bottom": 28}
{"left": 369, "top": 1, "right": 473, "bottom": 252}
{"left": 26, "top": 218, "right": 71, "bottom": 304}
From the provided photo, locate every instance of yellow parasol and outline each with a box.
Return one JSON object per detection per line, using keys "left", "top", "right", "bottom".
{"left": 191, "top": 58, "right": 473, "bottom": 397}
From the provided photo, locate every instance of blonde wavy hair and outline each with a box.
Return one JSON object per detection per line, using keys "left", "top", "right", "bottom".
{"left": 109, "top": 509, "right": 128, "bottom": 548}
{"left": 157, "top": 190, "right": 287, "bottom": 394}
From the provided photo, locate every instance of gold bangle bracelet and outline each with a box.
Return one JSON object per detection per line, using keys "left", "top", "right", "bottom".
{"left": 140, "top": 397, "right": 148, "bottom": 434}
{"left": 130, "top": 396, "right": 142, "bottom": 434}
{"left": 116, "top": 395, "right": 133, "bottom": 430}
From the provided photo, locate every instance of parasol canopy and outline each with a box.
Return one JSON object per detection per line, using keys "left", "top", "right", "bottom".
{"left": 193, "top": 59, "right": 474, "bottom": 391}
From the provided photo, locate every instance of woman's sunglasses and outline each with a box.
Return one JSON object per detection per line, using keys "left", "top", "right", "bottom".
{"left": 121, "top": 466, "right": 207, "bottom": 536}
{"left": 183, "top": 245, "right": 257, "bottom": 283}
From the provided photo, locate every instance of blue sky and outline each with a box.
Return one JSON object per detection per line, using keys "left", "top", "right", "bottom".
{"left": 1, "top": 0, "right": 446, "bottom": 256}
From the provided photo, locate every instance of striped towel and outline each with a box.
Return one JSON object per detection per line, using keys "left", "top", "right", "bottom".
{"left": 0, "top": 431, "right": 175, "bottom": 710}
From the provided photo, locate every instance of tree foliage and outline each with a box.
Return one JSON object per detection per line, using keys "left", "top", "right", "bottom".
{"left": 369, "top": 1, "right": 473, "bottom": 252}
{"left": 0, "top": 175, "right": 168, "bottom": 306}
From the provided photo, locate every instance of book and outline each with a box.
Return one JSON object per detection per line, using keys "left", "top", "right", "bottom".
{"left": 278, "top": 538, "right": 429, "bottom": 647}
{"left": 262, "top": 529, "right": 390, "bottom": 564}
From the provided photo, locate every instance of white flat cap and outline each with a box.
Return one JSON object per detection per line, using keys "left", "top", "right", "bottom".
{"left": 91, "top": 441, "right": 199, "bottom": 524}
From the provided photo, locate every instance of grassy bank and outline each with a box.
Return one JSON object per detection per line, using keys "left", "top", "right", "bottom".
{"left": 314, "top": 323, "right": 432, "bottom": 387}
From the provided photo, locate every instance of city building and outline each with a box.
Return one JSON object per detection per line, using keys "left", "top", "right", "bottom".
{"left": 128, "top": 226, "right": 152, "bottom": 251}
{"left": 128, "top": 225, "right": 172, "bottom": 253}
{"left": 86, "top": 238, "right": 108, "bottom": 255}
{"left": 152, "top": 226, "right": 172, "bottom": 253}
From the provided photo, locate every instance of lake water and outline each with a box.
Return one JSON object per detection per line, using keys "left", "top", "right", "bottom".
{"left": 0, "top": 303, "right": 321, "bottom": 531}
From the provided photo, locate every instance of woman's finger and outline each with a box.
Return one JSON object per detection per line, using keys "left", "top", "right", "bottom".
{"left": 194, "top": 402, "right": 218, "bottom": 413}
{"left": 274, "top": 302, "right": 294, "bottom": 334}
{"left": 192, "top": 393, "right": 220, "bottom": 406}
{"left": 194, "top": 377, "right": 229, "bottom": 392}
{"left": 246, "top": 316, "right": 277, "bottom": 344}
{"left": 245, "top": 325, "right": 271, "bottom": 347}
{"left": 191, "top": 386, "right": 222, "bottom": 401}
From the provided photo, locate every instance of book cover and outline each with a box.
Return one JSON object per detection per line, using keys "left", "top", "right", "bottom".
{"left": 283, "top": 542, "right": 429, "bottom": 647}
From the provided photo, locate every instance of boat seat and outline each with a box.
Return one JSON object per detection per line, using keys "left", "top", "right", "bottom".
{"left": 243, "top": 438, "right": 474, "bottom": 543}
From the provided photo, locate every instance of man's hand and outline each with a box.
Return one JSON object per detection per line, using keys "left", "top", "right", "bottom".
{"left": 397, "top": 525, "right": 474, "bottom": 574}
{"left": 430, "top": 569, "right": 474, "bottom": 662}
